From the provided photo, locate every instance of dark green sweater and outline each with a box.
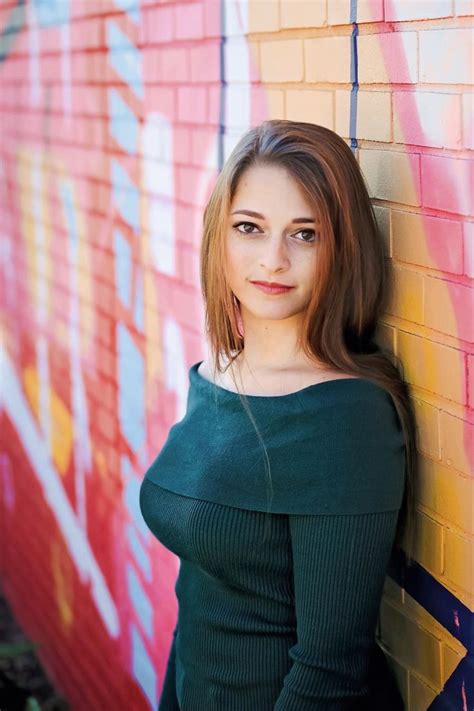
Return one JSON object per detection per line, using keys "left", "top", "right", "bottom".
{"left": 140, "top": 360, "right": 406, "bottom": 710}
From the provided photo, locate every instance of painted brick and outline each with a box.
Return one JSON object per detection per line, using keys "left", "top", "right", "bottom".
{"left": 464, "top": 220, "right": 474, "bottom": 278}
{"left": 358, "top": 32, "right": 418, "bottom": 84}
{"left": 143, "top": 6, "right": 174, "bottom": 45}
{"left": 304, "top": 37, "right": 351, "bottom": 83}
{"left": 247, "top": 38, "right": 262, "bottom": 77}
{"left": 424, "top": 276, "right": 474, "bottom": 342}
{"left": 393, "top": 90, "right": 462, "bottom": 150}
{"left": 409, "top": 672, "right": 438, "bottom": 709}
{"left": 455, "top": 0, "right": 473, "bottom": 14}
{"left": 383, "top": 576, "right": 404, "bottom": 604}
{"left": 396, "top": 330, "right": 464, "bottom": 402}
{"left": 357, "top": 90, "right": 392, "bottom": 142}
{"left": 418, "top": 456, "right": 473, "bottom": 535}
{"left": 439, "top": 410, "right": 473, "bottom": 472}
{"left": 174, "top": 3, "right": 205, "bottom": 40}
{"left": 248, "top": 1, "right": 280, "bottom": 33}
{"left": 462, "top": 92, "right": 473, "bottom": 150}
{"left": 336, "top": 90, "right": 391, "bottom": 142}
{"left": 265, "top": 88, "right": 285, "bottom": 118}
{"left": 284, "top": 89, "right": 333, "bottom": 127}
{"left": 385, "top": 0, "right": 453, "bottom": 21}
{"left": 70, "top": 18, "right": 104, "bottom": 51}
{"left": 442, "top": 644, "right": 467, "bottom": 684}
{"left": 189, "top": 43, "right": 221, "bottom": 82}
{"left": 178, "top": 244, "right": 200, "bottom": 288}
{"left": 226, "top": 36, "right": 259, "bottom": 82}
{"left": 328, "top": 0, "right": 384, "bottom": 24}
{"left": 376, "top": 321, "right": 396, "bottom": 354}
{"left": 421, "top": 154, "right": 473, "bottom": 217}
{"left": 444, "top": 527, "right": 473, "bottom": 597}
{"left": 412, "top": 397, "right": 441, "bottom": 459}
{"left": 191, "top": 127, "right": 216, "bottom": 166}
{"left": 260, "top": 39, "right": 304, "bottom": 82}
{"left": 159, "top": 47, "right": 189, "bottom": 83}
{"left": 177, "top": 86, "right": 207, "bottom": 124}
{"left": 173, "top": 126, "right": 192, "bottom": 165}
{"left": 469, "top": 352, "right": 474, "bottom": 409}
{"left": 420, "top": 29, "right": 474, "bottom": 85}
{"left": 207, "top": 85, "right": 221, "bottom": 124}
{"left": 379, "top": 600, "right": 442, "bottom": 687}
{"left": 373, "top": 205, "right": 391, "bottom": 257}
{"left": 203, "top": 0, "right": 221, "bottom": 39}
{"left": 359, "top": 149, "right": 421, "bottom": 207}
{"left": 386, "top": 264, "right": 424, "bottom": 325}
{"left": 402, "top": 579, "right": 467, "bottom": 651}
{"left": 280, "top": 1, "right": 326, "bottom": 29}
{"left": 413, "top": 510, "right": 444, "bottom": 575}
{"left": 392, "top": 211, "right": 463, "bottom": 275}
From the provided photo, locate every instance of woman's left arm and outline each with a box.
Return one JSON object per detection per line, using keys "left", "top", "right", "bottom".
{"left": 274, "top": 509, "right": 402, "bottom": 710}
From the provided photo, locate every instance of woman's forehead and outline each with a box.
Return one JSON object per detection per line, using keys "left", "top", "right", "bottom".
{"left": 231, "top": 172, "right": 316, "bottom": 214}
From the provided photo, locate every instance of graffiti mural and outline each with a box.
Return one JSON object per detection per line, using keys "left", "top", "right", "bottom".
{"left": 0, "top": 0, "right": 472, "bottom": 709}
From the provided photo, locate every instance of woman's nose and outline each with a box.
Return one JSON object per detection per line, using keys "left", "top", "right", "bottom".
{"left": 259, "top": 236, "right": 290, "bottom": 270}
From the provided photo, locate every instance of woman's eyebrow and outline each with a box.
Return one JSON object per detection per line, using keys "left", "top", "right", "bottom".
{"left": 231, "top": 209, "right": 315, "bottom": 223}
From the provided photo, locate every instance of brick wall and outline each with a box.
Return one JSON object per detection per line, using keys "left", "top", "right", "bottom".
{"left": 0, "top": 1, "right": 472, "bottom": 709}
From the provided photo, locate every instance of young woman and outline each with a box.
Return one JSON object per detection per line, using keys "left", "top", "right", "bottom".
{"left": 140, "top": 119, "right": 418, "bottom": 710}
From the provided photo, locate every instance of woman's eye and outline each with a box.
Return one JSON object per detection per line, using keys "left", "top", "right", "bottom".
{"left": 232, "top": 222, "right": 317, "bottom": 243}
{"left": 232, "top": 221, "right": 259, "bottom": 235}
{"left": 295, "top": 229, "right": 317, "bottom": 243}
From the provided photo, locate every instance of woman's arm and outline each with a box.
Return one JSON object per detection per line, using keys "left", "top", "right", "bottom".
{"left": 274, "top": 510, "right": 403, "bottom": 710}
{"left": 158, "top": 623, "right": 180, "bottom": 710}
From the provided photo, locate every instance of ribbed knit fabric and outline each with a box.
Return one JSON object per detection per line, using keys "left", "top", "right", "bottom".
{"left": 140, "top": 361, "right": 406, "bottom": 710}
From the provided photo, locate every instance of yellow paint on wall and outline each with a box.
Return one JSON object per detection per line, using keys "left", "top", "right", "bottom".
{"left": 396, "top": 330, "right": 464, "bottom": 404}
{"left": 16, "top": 147, "right": 52, "bottom": 320}
{"left": 22, "top": 365, "right": 73, "bottom": 475}
{"left": 139, "top": 133, "right": 163, "bottom": 384}
{"left": 93, "top": 445, "right": 108, "bottom": 482}
{"left": 51, "top": 540, "right": 74, "bottom": 632}
{"left": 23, "top": 365, "right": 39, "bottom": 422}
{"left": 50, "top": 388, "right": 73, "bottom": 476}
{"left": 55, "top": 159, "right": 96, "bottom": 358}
{"left": 16, "top": 148, "right": 96, "bottom": 361}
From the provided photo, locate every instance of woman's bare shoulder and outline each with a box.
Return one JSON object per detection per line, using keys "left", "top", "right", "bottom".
{"left": 197, "top": 356, "right": 361, "bottom": 395}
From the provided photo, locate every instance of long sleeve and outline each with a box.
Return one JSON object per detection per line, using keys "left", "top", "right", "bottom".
{"left": 158, "top": 623, "right": 180, "bottom": 711}
{"left": 274, "top": 510, "right": 403, "bottom": 710}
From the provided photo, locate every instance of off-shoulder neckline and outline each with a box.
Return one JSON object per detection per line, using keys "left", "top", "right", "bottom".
{"left": 190, "top": 360, "right": 380, "bottom": 401}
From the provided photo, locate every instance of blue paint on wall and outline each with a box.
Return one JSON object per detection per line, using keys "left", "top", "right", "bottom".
{"left": 124, "top": 476, "right": 151, "bottom": 540}
{"left": 114, "top": 0, "right": 140, "bottom": 24}
{"left": 127, "top": 522, "right": 152, "bottom": 582}
{"left": 349, "top": 0, "right": 359, "bottom": 155}
{"left": 107, "top": 21, "right": 143, "bottom": 99}
{"left": 114, "top": 228, "right": 132, "bottom": 307}
{"left": 111, "top": 159, "right": 140, "bottom": 232}
{"left": 33, "top": 0, "right": 69, "bottom": 26}
{"left": 217, "top": 0, "right": 227, "bottom": 171}
{"left": 126, "top": 562, "right": 154, "bottom": 638}
{"left": 130, "top": 623, "right": 157, "bottom": 709}
{"left": 108, "top": 88, "right": 139, "bottom": 154}
{"left": 133, "top": 267, "right": 144, "bottom": 332}
{"left": 389, "top": 548, "right": 473, "bottom": 709}
{"left": 0, "top": 1, "right": 26, "bottom": 64}
{"left": 117, "top": 321, "right": 145, "bottom": 451}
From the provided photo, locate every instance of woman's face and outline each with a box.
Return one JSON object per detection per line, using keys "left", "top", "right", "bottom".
{"left": 225, "top": 163, "right": 320, "bottom": 323}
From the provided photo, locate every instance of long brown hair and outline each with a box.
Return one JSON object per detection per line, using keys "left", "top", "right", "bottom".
{"left": 200, "top": 119, "right": 418, "bottom": 565}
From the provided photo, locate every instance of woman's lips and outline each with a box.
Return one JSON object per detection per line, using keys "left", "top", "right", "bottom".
{"left": 250, "top": 281, "right": 295, "bottom": 295}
